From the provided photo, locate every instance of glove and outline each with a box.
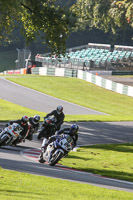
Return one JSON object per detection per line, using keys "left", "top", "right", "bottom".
{"left": 55, "top": 130, "right": 60, "bottom": 135}
{"left": 5, "top": 123, "right": 10, "bottom": 127}
{"left": 55, "top": 131, "right": 58, "bottom": 136}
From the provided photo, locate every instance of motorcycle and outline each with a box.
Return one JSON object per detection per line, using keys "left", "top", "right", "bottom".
{"left": 38, "top": 134, "right": 73, "bottom": 166}
{"left": 0, "top": 123, "right": 23, "bottom": 147}
{"left": 37, "top": 115, "right": 57, "bottom": 140}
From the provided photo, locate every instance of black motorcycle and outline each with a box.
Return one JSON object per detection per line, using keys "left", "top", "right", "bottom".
{"left": 37, "top": 115, "right": 57, "bottom": 140}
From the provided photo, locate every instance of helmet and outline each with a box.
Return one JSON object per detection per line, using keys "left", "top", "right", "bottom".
{"left": 21, "top": 115, "right": 29, "bottom": 123}
{"left": 56, "top": 105, "right": 63, "bottom": 114}
{"left": 70, "top": 124, "right": 79, "bottom": 135}
{"left": 33, "top": 115, "right": 40, "bottom": 123}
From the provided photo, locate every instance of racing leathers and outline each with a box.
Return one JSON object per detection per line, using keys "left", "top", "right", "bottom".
{"left": 45, "top": 109, "right": 65, "bottom": 131}
{"left": 26, "top": 117, "right": 40, "bottom": 140}
{"left": 41, "top": 127, "right": 78, "bottom": 150}
{"left": 8, "top": 119, "right": 29, "bottom": 144}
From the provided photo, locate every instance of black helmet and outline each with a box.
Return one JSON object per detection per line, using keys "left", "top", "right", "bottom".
{"left": 70, "top": 124, "right": 79, "bottom": 135}
{"left": 21, "top": 115, "right": 29, "bottom": 123}
{"left": 56, "top": 105, "right": 63, "bottom": 114}
{"left": 33, "top": 115, "right": 40, "bottom": 123}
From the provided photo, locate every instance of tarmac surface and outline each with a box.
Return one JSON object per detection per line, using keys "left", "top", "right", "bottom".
{"left": 0, "top": 75, "right": 133, "bottom": 192}
{"left": 0, "top": 121, "right": 133, "bottom": 192}
{"left": 101, "top": 75, "right": 133, "bottom": 86}
{"left": 0, "top": 77, "right": 106, "bottom": 115}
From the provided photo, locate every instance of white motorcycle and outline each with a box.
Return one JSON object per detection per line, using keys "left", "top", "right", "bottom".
{"left": 38, "top": 134, "right": 73, "bottom": 166}
{"left": 0, "top": 123, "right": 23, "bottom": 147}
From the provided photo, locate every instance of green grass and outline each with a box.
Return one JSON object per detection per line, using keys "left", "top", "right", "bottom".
{"left": 5, "top": 75, "right": 133, "bottom": 121}
{"left": 1, "top": 97, "right": 132, "bottom": 122}
{"left": 0, "top": 168, "right": 133, "bottom": 200}
{"left": 59, "top": 143, "right": 133, "bottom": 182}
{"left": 0, "top": 75, "right": 133, "bottom": 198}
{"left": 0, "top": 98, "right": 46, "bottom": 121}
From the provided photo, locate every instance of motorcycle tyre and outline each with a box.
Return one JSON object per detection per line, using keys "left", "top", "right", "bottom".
{"left": 0, "top": 135, "right": 9, "bottom": 147}
{"left": 49, "top": 151, "right": 63, "bottom": 166}
{"left": 38, "top": 152, "right": 45, "bottom": 163}
{"left": 37, "top": 128, "right": 47, "bottom": 140}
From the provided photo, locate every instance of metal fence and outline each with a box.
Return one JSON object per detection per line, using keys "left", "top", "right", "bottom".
{"left": 16, "top": 49, "right": 31, "bottom": 69}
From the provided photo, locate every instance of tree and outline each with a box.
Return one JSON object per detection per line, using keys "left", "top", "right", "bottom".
{"left": 0, "top": 0, "right": 76, "bottom": 55}
{"left": 0, "top": 0, "right": 21, "bottom": 44}
{"left": 0, "top": 0, "right": 132, "bottom": 55}
{"left": 71, "top": 0, "right": 133, "bottom": 37}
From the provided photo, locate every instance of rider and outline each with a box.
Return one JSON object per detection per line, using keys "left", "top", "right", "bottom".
{"left": 38, "top": 124, "right": 79, "bottom": 163}
{"left": 37, "top": 106, "right": 65, "bottom": 140}
{"left": 44, "top": 105, "right": 65, "bottom": 131}
{"left": 26, "top": 115, "right": 40, "bottom": 140}
{"left": 8, "top": 115, "right": 29, "bottom": 144}
{"left": 41, "top": 124, "right": 79, "bottom": 152}
{"left": 56, "top": 124, "right": 79, "bottom": 148}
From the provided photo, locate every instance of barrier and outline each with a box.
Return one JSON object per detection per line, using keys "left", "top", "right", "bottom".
{"left": 47, "top": 68, "right": 55, "bottom": 76}
{"left": 23, "top": 68, "right": 27, "bottom": 74}
{"left": 3, "top": 66, "right": 133, "bottom": 98}
{"left": 77, "top": 70, "right": 133, "bottom": 97}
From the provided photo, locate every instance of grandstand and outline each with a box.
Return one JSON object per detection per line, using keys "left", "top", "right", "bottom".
{"left": 35, "top": 43, "right": 133, "bottom": 71}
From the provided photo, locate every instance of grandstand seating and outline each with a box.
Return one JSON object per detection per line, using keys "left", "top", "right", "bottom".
{"left": 35, "top": 43, "right": 133, "bottom": 70}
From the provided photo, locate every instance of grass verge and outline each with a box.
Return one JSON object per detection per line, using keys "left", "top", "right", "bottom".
{"left": 0, "top": 167, "right": 133, "bottom": 200}
{"left": 59, "top": 143, "right": 133, "bottom": 182}
{"left": 0, "top": 75, "right": 133, "bottom": 198}
{"left": 1, "top": 97, "right": 133, "bottom": 122}
{"left": 0, "top": 98, "right": 46, "bottom": 121}
{"left": 5, "top": 75, "right": 133, "bottom": 121}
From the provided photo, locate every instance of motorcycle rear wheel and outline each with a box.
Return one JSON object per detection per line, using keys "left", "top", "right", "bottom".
{"left": 49, "top": 151, "right": 63, "bottom": 166}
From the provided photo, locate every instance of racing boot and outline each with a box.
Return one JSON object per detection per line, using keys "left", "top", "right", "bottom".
{"left": 38, "top": 144, "right": 48, "bottom": 163}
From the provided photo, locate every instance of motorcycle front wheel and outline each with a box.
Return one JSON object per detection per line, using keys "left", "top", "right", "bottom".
{"left": 38, "top": 151, "right": 45, "bottom": 163}
{"left": 37, "top": 127, "right": 50, "bottom": 140}
{"left": 0, "top": 135, "right": 9, "bottom": 147}
{"left": 37, "top": 128, "right": 45, "bottom": 139}
{"left": 49, "top": 151, "right": 63, "bottom": 166}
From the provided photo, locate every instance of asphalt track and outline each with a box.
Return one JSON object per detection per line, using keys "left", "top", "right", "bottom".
{"left": 0, "top": 77, "right": 133, "bottom": 192}
{"left": 0, "top": 122, "right": 133, "bottom": 193}
{"left": 0, "top": 78, "right": 106, "bottom": 115}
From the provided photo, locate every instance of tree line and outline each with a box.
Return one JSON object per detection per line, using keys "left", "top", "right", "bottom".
{"left": 0, "top": 0, "right": 132, "bottom": 55}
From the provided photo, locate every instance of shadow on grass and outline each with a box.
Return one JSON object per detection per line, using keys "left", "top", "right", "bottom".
{"left": 82, "top": 143, "right": 133, "bottom": 153}
{"left": 0, "top": 189, "right": 43, "bottom": 199}
{"left": 67, "top": 154, "right": 93, "bottom": 161}
{"left": 75, "top": 167, "right": 133, "bottom": 182}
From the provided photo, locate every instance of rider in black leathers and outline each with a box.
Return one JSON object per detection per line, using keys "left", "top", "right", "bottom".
{"left": 56, "top": 124, "right": 79, "bottom": 147}
{"left": 41, "top": 124, "right": 79, "bottom": 151}
{"left": 7, "top": 115, "right": 29, "bottom": 145}
{"left": 38, "top": 106, "right": 65, "bottom": 139}
{"left": 38, "top": 124, "right": 79, "bottom": 163}
{"left": 45, "top": 105, "right": 65, "bottom": 131}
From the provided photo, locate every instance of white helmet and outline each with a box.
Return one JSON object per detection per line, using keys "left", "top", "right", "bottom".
{"left": 33, "top": 115, "right": 40, "bottom": 123}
